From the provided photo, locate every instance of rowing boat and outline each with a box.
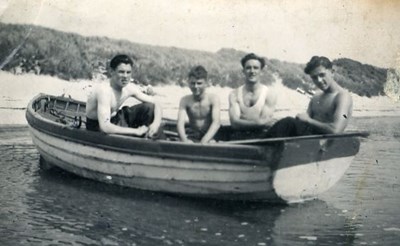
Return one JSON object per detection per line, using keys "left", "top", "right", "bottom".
{"left": 26, "top": 93, "right": 367, "bottom": 203}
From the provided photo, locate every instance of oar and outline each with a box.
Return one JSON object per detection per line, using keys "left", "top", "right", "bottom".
{"left": 162, "top": 129, "right": 369, "bottom": 145}
{"left": 224, "top": 131, "right": 370, "bottom": 145}
{"left": 164, "top": 130, "right": 179, "bottom": 137}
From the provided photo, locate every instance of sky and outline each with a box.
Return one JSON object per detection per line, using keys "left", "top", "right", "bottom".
{"left": 1, "top": 0, "right": 399, "bottom": 68}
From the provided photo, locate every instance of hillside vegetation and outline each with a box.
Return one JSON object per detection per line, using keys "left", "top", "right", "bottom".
{"left": 0, "top": 23, "right": 388, "bottom": 96}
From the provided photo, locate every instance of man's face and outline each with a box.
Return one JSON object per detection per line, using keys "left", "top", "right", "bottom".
{"left": 111, "top": 63, "right": 132, "bottom": 88}
{"left": 309, "top": 66, "right": 334, "bottom": 92}
{"left": 243, "top": 59, "right": 263, "bottom": 83}
{"left": 188, "top": 77, "right": 207, "bottom": 97}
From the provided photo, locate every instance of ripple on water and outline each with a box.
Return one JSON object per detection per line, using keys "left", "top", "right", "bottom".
{"left": 1, "top": 119, "right": 400, "bottom": 245}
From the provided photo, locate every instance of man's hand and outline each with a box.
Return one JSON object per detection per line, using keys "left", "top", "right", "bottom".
{"left": 147, "top": 123, "right": 159, "bottom": 138}
{"left": 255, "top": 117, "right": 276, "bottom": 128}
{"left": 146, "top": 86, "right": 155, "bottom": 96}
{"left": 136, "top": 125, "right": 149, "bottom": 136}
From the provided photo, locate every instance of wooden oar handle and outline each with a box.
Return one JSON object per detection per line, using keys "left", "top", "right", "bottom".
{"left": 226, "top": 131, "right": 370, "bottom": 145}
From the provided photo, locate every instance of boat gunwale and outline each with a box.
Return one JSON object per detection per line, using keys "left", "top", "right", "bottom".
{"left": 26, "top": 94, "right": 272, "bottom": 165}
{"left": 26, "top": 94, "right": 365, "bottom": 164}
{"left": 30, "top": 127, "right": 270, "bottom": 172}
{"left": 27, "top": 93, "right": 369, "bottom": 142}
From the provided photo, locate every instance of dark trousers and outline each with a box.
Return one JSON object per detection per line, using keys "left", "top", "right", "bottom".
{"left": 86, "top": 103, "right": 162, "bottom": 138}
{"left": 121, "top": 102, "right": 155, "bottom": 128}
{"left": 229, "top": 128, "right": 268, "bottom": 141}
{"left": 263, "top": 117, "right": 324, "bottom": 138}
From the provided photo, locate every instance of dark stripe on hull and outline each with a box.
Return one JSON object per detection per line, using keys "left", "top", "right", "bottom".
{"left": 26, "top": 94, "right": 364, "bottom": 203}
{"left": 38, "top": 148, "right": 279, "bottom": 201}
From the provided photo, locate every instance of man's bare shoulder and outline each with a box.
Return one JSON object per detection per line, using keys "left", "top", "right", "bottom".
{"left": 336, "top": 89, "right": 352, "bottom": 101}
{"left": 206, "top": 92, "right": 220, "bottom": 103}
{"left": 93, "top": 83, "right": 112, "bottom": 97}
{"left": 229, "top": 88, "right": 239, "bottom": 101}
{"left": 310, "top": 91, "right": 324, "bottom": 101}
{"left": 180, "top": 94, "right": 194, "bottom": 105}
{"left": 264, "top": 86, "right": 277, "bottom": 104}
{"left": 123, "top": 83, "right": 141, "bottom": 95}
{"left": 334, "top": 90, "right": 353, "bottom": 112}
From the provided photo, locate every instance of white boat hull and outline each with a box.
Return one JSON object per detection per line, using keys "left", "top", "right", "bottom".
{"left": 26, "top": 94, "right": 365, "bottom": 203}
{"left": 30, "top": 127, "right": 279, "bottom": 200}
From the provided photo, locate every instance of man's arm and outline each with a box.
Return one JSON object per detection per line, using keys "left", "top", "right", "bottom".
{"left": 132, "top": 87, "right": 163, "bottom": 137}
{"left": 258, "top": 89, "right": 277, "bottom": 126}
{"left": 96, "top": 88, "right": 148, "bottom": 136}
{"left": 297, "top": 92, "right": 353, "bottom": 134}
{"left": 200, "top": 95, "right": 221, "bottom": 144}
{"left": 306, "top": 99, "right": 314, "bottom": 118}
{"left": 177, "top": 97, "right": 189, "bottom": 142}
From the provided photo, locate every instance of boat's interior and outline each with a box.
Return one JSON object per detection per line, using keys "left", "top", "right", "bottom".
{"left": 32, "top": 95, "right": 262, "bottom": 142}
{"left": 31, "top": 94, "right": 369, "bottom": 145}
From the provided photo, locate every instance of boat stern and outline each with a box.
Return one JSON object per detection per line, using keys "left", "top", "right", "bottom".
{"left": 272, "top": 136, "right": 361, "bottom": 203}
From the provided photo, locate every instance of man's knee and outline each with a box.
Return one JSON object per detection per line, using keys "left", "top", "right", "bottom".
{"left": 279, "top": 116, "right": 296, "bottom": 124}
{"left": 263, "top": 117, "right": 297, "bottom": 138}
{"left": 140, "top": 102, "right": 154, "bottom": 113}
{"left": 270, "top": 117, "right": 296, "bottom": 129}
{"left": 132, "top": 102, "right": 155, "bottom": 126}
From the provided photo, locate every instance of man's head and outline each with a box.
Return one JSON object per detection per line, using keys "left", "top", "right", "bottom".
{"left": 241, "top": 53, "right": 266, "bottom": 69}
{"left": 241, "top": 53, "right": 265, "bottom": 84}
{"left": 304, "top": 56, "right": 332, "bottom": 74}
{"left": 110, "top": 54, "right": 134, "bottom": 70}
{"left": 109, "top": 54, "right": 134, "bottom": 88}
{"left": 304, "top": 56, "right": 335, "bottom": 92}
{"left": 188, "top": 66, "right": 208, "bottom": 98}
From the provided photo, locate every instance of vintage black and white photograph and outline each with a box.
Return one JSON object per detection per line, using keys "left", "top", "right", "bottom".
{"left": 1, "top": 0, "right": 399, "bottom": 245}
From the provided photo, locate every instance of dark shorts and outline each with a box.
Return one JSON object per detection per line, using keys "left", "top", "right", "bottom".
{"left": 229, "top": 128, "right": 269, "bottom": 141}
{"left": 185, "top": 128, "right": 207, "bottom": 142}
{"left": 263, "top": 117, "right": 325, "bottom": 138}
{"left": 86, "top": 103, "right": 162, "bottom": 138}
{"left": 86, "top": 117, "right": 102, "bottom": 132}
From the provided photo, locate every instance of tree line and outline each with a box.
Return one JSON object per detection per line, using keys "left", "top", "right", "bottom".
{"left": 0, "top": 23, "right": 388, "bottom": 96}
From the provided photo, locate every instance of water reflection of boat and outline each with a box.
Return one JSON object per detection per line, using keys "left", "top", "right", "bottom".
{"left": 26, "top": 94, "right": 367, "bottom": 203}
{"left": 272, "top": 200, "right": 356, "bottom": 245}
{"left": 27, "top": 168, "right": 356, "bottom": 246}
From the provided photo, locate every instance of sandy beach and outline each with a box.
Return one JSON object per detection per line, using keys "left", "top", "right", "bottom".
{"left": 1, "top": 71, "right": 399, "bottom": 125}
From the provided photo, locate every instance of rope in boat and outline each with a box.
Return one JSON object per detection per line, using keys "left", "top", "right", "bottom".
{"left": 49, "top": 108, "right": 82, "bottom": 129}
{"left": 35, "top": 96, "right": 83, "bottom": 129}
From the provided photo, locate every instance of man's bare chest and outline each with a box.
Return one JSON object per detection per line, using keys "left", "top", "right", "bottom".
{"left": 188, "top": 100, "right": 211, "bottom": 117}
{"left": 311, "top": 95, "right": 337, "bottom": 119}
{"left": 109, "top": 90, "right": 128, "bottom": 111}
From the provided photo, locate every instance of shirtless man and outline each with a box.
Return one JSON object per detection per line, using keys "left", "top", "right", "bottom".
{"left": 86, "top": 54, "right": 162, "bottom": 137}
{"left": 229, "top": 53, "right": 277, "bottom": 131}
{"left": 265, "top": 56, "right": 353, "bottom": 137}
{"left": 177, "top": 66, "right": 220, "bottom": 144}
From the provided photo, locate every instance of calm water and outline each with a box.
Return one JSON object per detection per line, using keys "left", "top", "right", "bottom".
{"left": 1, "top": 117, "right": 399, "bottom": 246}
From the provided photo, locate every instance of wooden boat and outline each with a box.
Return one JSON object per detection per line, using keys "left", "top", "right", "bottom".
{"left": 26, "top": 93, "right": 367, "bottom": 203}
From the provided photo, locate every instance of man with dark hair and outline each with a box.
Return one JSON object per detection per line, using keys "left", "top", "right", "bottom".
{"left": 229, "top": 53, "right": 276, "bottom": 135}
{"left": 177, "top": 66, "right": 220, "bottom": 143}
{"left": 265, "top": 56, "right": 353, "bottom": 137}
{"left": 304, "top": 56, "right": 333, "bottom": 74}
{"left": 86, "top": 54, "right": 162, "bottom": 137}
{"left": 240, "top": 53, "right": 266, "bottom": 69}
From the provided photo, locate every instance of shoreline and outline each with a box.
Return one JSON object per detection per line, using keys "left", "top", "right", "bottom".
{"left": 1, "top": 111, "right": 399, "bottom": 128}
{"left": 2, "top": 71, "right": 400, "bottom": 125}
